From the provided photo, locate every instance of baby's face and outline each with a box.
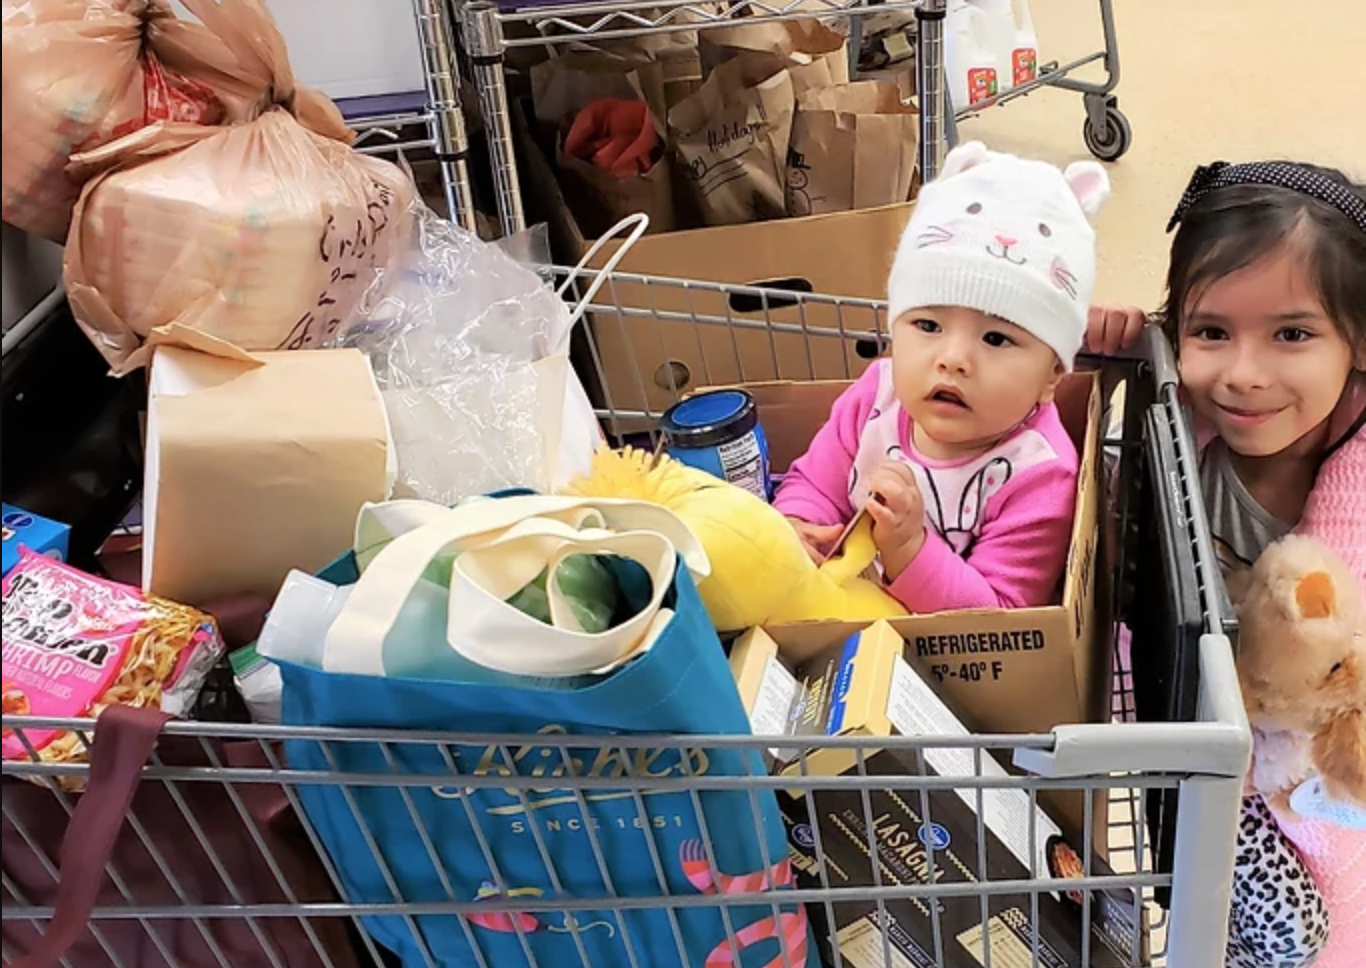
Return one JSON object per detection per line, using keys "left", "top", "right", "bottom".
{"left": 892, "top": 306, "right": 1063, "bottom": 460}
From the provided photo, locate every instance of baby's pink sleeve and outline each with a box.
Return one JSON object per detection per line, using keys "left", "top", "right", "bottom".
{"left": 886, "top": 459, "right": 1079, "bottom": 611}
{"left": 771, "top": 364, "right": 881, "bottom": 526}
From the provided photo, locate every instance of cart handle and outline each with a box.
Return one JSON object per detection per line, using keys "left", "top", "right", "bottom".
{"left": 1014, "top": 633, "right": 1250, "bottom": 779}
{"left": 1141, "top": 322, "right": 1180, "bottom": 390}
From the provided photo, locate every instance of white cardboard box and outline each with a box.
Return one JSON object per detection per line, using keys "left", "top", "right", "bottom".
{"left": 144, "top": 343, "right": 393, "bottom": 606}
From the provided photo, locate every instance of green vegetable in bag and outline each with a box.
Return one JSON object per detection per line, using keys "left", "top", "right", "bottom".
{"left": 506, "top": 554, "right": 621, "bottom": 632}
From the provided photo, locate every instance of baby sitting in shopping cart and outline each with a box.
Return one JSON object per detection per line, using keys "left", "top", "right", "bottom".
{"left": 774, "top": 141, "right": 1110, "bottom": 613}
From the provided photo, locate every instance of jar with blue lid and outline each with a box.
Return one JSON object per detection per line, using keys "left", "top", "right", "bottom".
{"left": 659, "top": 390, "right": 771, "bottom": 501}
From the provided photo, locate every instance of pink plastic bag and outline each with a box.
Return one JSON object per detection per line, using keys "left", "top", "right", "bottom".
{"left": 62, "top": 0, "right": 415, "bottom": 373}
{"left": 0, "top": 0, "right": 242, "bottom": 241}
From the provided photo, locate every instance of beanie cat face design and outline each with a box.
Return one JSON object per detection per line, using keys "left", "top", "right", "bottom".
{"left": 914, "top": 197, "right": 1081, "bottom": 300}
{"left": 887, "top": 142, "right": 1110, "bottom": 369}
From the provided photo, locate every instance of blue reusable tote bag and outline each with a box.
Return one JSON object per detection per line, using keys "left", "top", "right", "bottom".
{"left": 274, "top": 499, "right": 810, "bottom": 968}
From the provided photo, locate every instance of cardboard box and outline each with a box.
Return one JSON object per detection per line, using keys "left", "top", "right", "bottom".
{"left": 513, "top": 103, "right": 913, "bottom": 422}
{"left": 1, "top": 506, "right": 70, "bottom": 577}
{"left": 747, "top": 371, "right": 1108, "bottom": 736}
{"left": 726, "top": 372, "right": 1109, "bottom": 846}
{"left": 732, "top": 620, "right": 1108, "bottom": 853}
{"left": 730, "top": 622, "right": 905, "bottom": 771}
{"left": 780, "top": 637, "right": 1147, "bottom": 968}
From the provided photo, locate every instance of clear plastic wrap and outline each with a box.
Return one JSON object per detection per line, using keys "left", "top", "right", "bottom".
{"left": 335, "top": 208, "right": 643, "bottom": 506}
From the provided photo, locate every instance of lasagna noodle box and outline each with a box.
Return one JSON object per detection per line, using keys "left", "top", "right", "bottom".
{"left": 781, "top": 656, "right": 1145, "bottom": 968}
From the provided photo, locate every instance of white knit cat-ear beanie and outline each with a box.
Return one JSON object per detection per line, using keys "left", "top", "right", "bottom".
{"left": 888, "top": 141, "right": 1111, "bottom": 370}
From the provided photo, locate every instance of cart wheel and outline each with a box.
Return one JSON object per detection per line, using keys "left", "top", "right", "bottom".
{"left": 1083, "top": 106, "right": 1133, "bottom": 162}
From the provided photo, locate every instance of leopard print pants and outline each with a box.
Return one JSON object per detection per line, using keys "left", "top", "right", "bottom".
{"left": 1226, "top": 796, "right": 1329, "bottom": 968}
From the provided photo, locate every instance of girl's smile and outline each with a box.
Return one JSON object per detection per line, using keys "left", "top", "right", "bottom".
{"left": 1178, "top": 246, "right": 1358, "bottom": 461}
{"left": 1213, "top": 402, "right": 1286, "bottom": 426}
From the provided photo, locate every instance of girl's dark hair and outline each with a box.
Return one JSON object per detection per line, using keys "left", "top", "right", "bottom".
{"left": 1158, "top": 163, "right": 1366, "bottom": 357}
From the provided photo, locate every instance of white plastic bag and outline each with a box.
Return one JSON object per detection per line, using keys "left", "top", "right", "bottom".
{"left": 335, "top": 210, "right": 646, "bottom": 504}
{"left": 0, "top": 0, "right": 242, "bottom": 241}
{"left": 61, "top": 0, "right": 415, "bottom": 374}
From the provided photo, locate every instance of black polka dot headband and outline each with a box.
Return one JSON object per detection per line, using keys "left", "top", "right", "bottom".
{"left": 1166, "top": 161, "right": 1366, "bottom": 234}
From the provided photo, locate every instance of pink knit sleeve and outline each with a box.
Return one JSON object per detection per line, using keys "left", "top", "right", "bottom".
{"left": 1292, "top": 428, "right": 1366, "bottom": 592}
{"left": 1275, "top": 427, "right": 1366, "bottom": 968}
{"left": 771, "top": 363, "right": 882, "bottom": 527}
{"left": 885, "top": 457, "right": 1079, "bottom": 612}
{"left": 1232, "top": 412, "right": 1366, "bottom": 968}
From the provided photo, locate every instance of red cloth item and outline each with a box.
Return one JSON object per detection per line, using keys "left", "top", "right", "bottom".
{"left": 564, "top": 98, "right": 659, "bottom": 178}
{"left": 2, "top": 706, "right": 361, "bottom": 968}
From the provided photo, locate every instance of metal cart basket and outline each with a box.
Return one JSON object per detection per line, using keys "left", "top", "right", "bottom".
{"left": 343, "top": 0, "right": 477, "bottom": 234}
{"left": 2, "top": 273, "right": 1245, "bottom": 968}
{"left": 460, "top": 0, "right": 1131, "bottom": 239}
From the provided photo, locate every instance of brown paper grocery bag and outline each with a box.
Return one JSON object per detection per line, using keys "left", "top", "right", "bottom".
{"left": 533, "top": 6, "right": 715, "bottom": 109}
{"left": 698, "top": 20, "right": 849, "bottom": 93}
{"left": 144, "top": 344, "right": 392, "bottom": 605}
{"left": 531, "top": 52, "right": 675, "bottom": 236}
{"left": 786, "top": 81, "right": 919, "bottom": 217}
{"left": 668, "top": 57, "right": 795, "bottom": 226}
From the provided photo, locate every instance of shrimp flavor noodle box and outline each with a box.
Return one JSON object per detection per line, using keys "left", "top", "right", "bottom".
{"left": 1, "top": 550, "right": 223, "bottom": 780}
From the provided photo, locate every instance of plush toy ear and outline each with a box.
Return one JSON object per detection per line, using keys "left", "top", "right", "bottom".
{"left": 1295, "top": 570, "right": 1337, "bottom": 620}
{"left": 1063, "top": 161, "right": 1111, "bottom": 217}
{"left": 1313, "top": 707, "right": 1366, "bottom": 803}
{"left": 939, "top": 141, "right": 992, "bottom": 180}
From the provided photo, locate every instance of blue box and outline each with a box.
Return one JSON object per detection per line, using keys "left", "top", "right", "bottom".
{"left": 2, "top": 505, "right": 71, "bottom": 577}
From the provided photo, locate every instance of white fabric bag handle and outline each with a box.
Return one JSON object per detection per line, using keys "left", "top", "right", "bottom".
{"left": 326, "top": 496, "right": 708, "bottom": 675}
{"left": 449, "top": 518, "right": 677, "bottom": 675}
{"left": 353, "top": 495, "right": 710, "bottom": 577}
{"left": 325, "top": 499, "right": 593, "bottom": 674}
{"left": 354, "top": 497, "right": 606, "bottom": 573}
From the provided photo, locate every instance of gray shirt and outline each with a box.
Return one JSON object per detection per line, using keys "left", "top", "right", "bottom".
{"left": 1199, "top": 437, "right": 1292, "bottom": 577}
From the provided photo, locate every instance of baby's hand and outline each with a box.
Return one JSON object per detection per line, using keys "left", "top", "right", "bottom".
{"left": 1085, "top": 304, "right": 1147, "bottom": 356}
{"left": 865, "top": 461, "right": 925, "bottom": 580}
{"left": 786, "top": 518, "right": 844, "bottom": 565}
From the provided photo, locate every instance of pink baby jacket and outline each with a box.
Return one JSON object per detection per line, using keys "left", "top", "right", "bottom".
{"left": 773, "top": 360, "right": 1079, "bottom": 613}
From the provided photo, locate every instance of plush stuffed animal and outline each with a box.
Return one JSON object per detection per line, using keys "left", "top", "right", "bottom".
{"left": 1235, "top": 534, "right": 1366, "bottom": 816}
{"left": 563, "top": 447, "right": 906, "bottom": 632}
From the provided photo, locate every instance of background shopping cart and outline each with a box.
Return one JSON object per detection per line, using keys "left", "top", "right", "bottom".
{"left": 2, "top": 273, "right": 1247, "bottom": 968}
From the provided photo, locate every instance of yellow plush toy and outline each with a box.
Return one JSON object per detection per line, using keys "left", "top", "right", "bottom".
{"left": 563, "top": 447, "right": 906, "bottom": 631}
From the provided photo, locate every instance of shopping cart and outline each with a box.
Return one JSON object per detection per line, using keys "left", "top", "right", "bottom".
{"left": 2, "top": 274, "right": 1247, "bottom": 968}
{"left": 462, "top": 0, "right": 1132, "bottom": 239}
{"left": 938, "top": 0, "right": 1132, "bottom": 162}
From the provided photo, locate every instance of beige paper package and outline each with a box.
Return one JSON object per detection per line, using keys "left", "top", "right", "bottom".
{"left": 786, "top": 81, "right": 919, "bottom": 216}
{"left": 61, "top": 0, "right": 414, "bottom": 374}
{"left": 0, "top": 0, "right": 255, "bottom": 242}
{"left": 668, "top": 57, "right": 796, "bottom": 226}
{"left": 698, "top": 20, "right": 849, "bottom": 92}
{"left": 530, "top": 52, "right": 675, "bottom": 236}
{"left": 144, "top": 341, "right": 393, "bottom": 606}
